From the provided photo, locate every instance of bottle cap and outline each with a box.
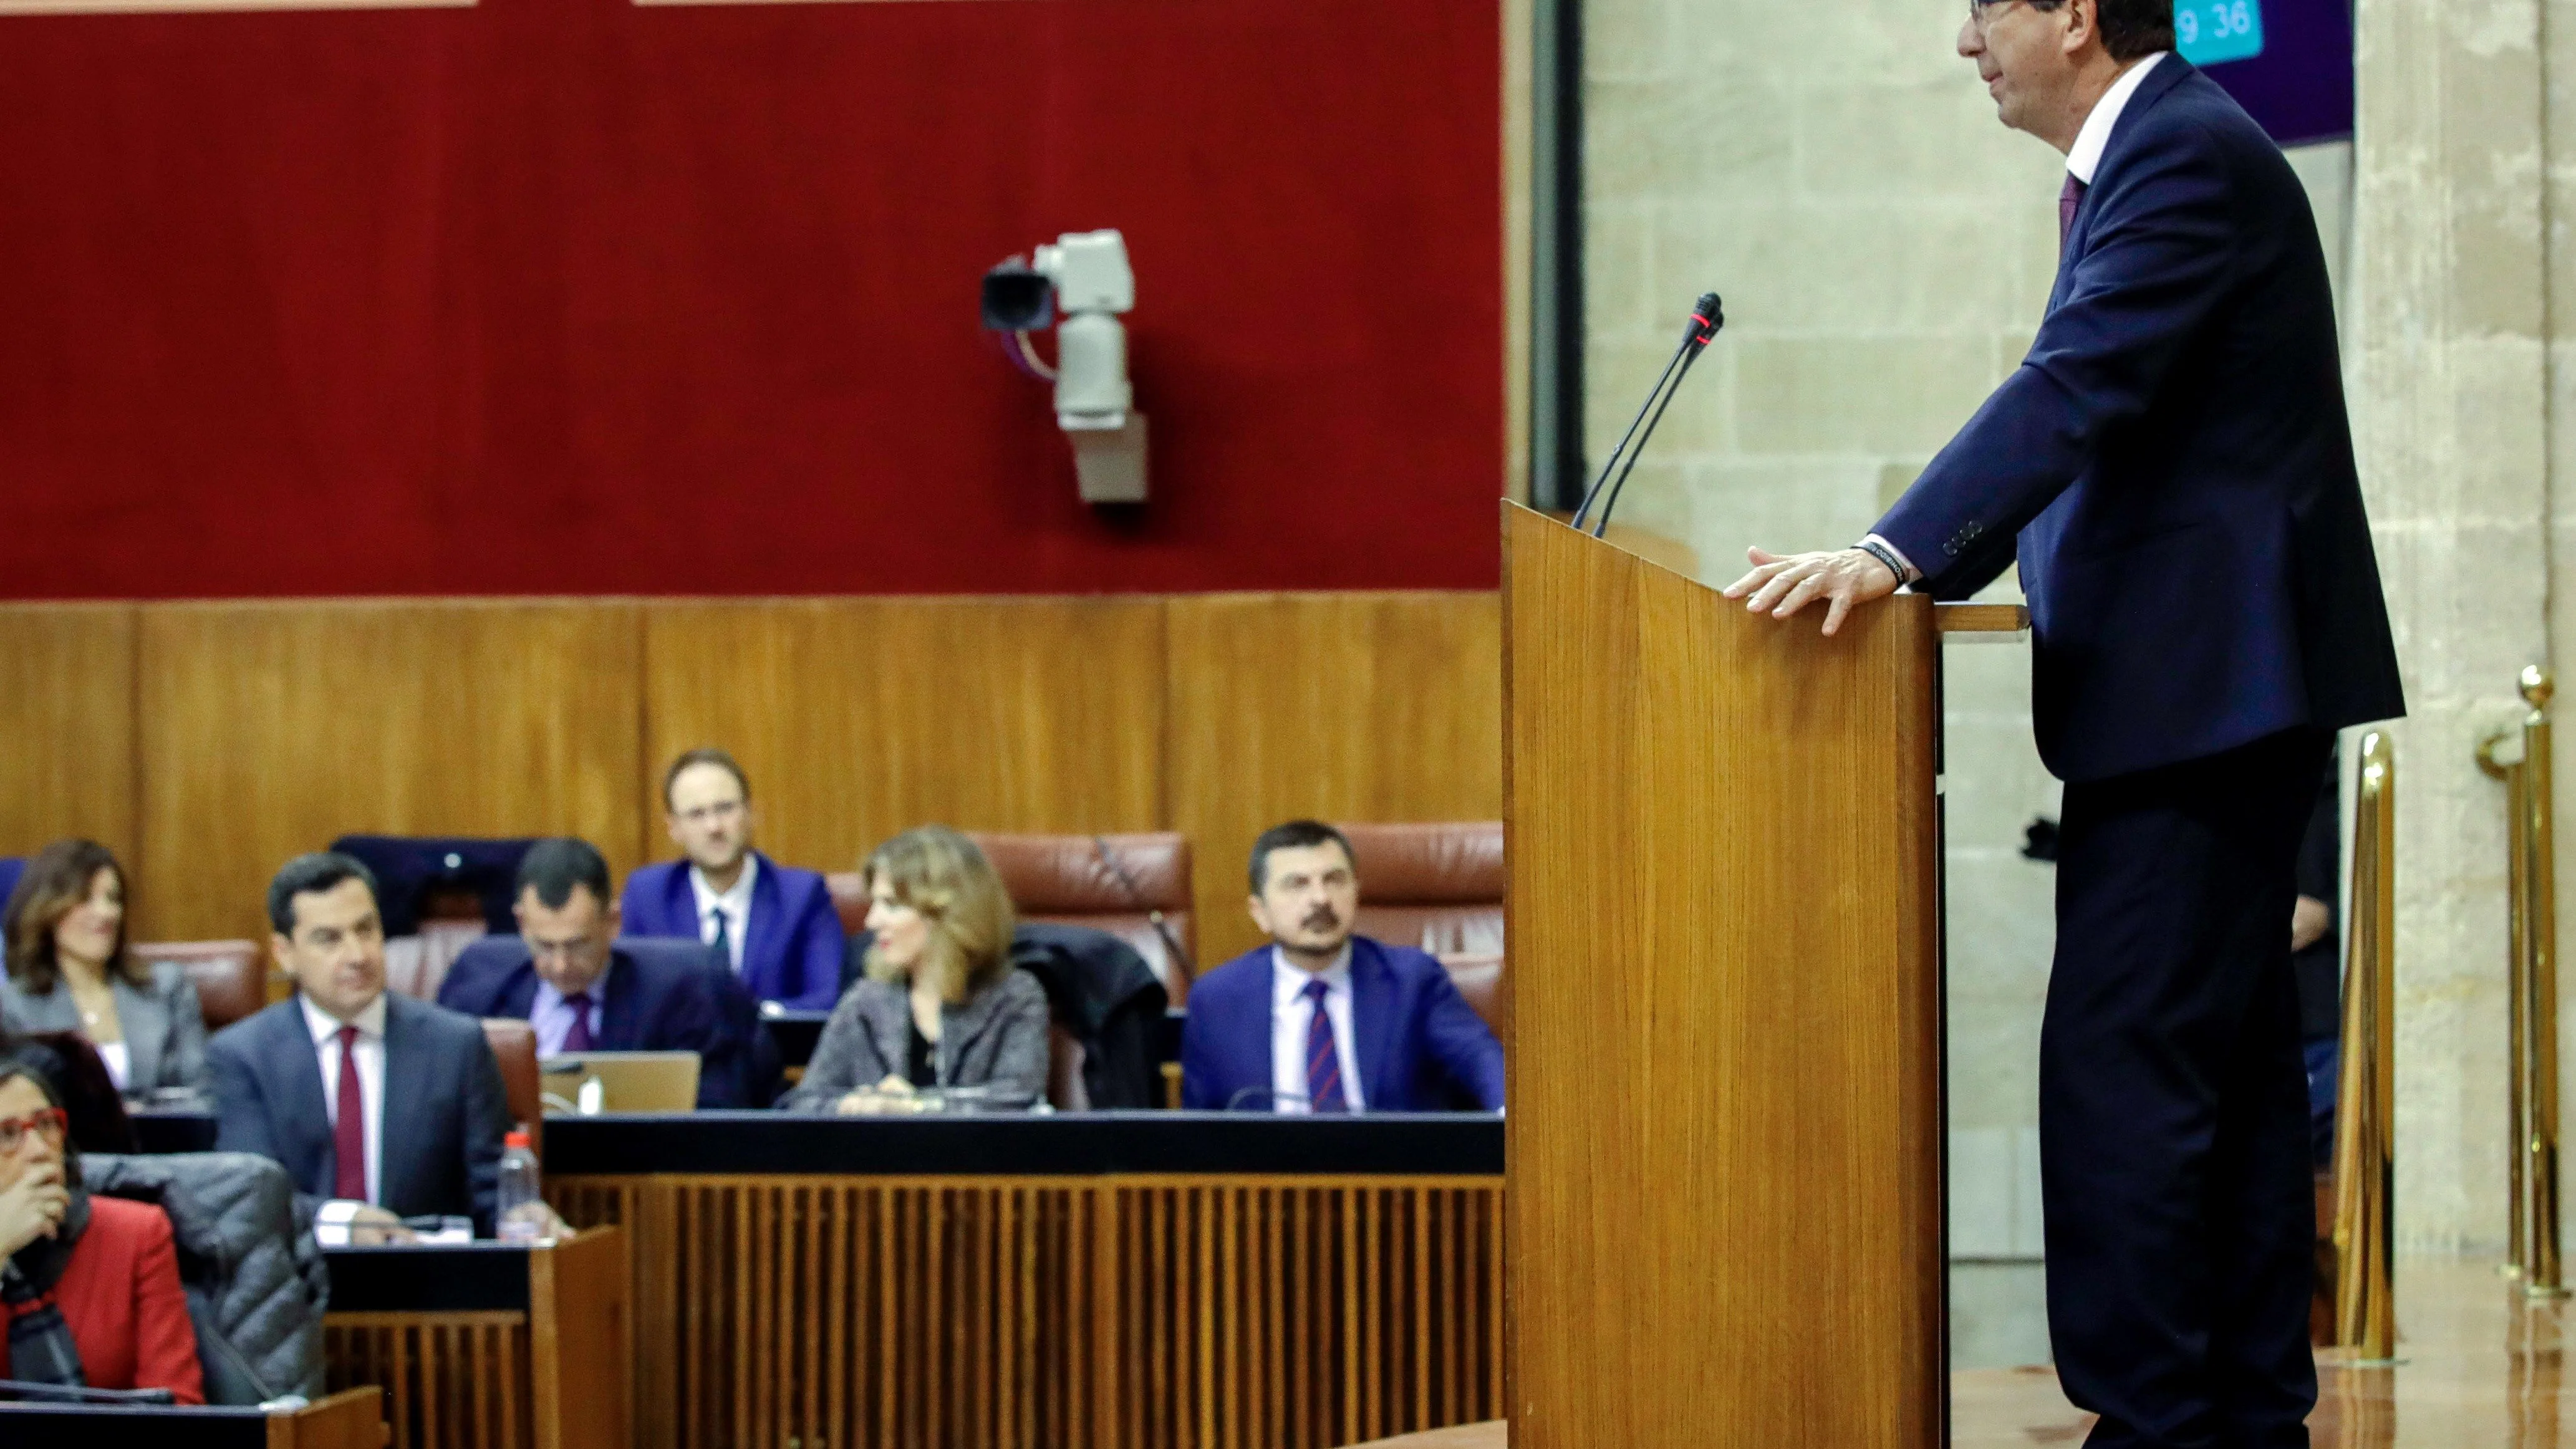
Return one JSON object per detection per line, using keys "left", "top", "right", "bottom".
{"left": 504, "top": 1130, "right": 531, "bottom": 1149}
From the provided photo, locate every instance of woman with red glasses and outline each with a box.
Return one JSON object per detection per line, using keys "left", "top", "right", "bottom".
{"left": 0, "top": 1059, "right": 201, "bottom": 1401}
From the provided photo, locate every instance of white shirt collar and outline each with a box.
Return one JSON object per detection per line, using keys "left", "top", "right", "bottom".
{"left": 2067, "top": 52, "right": 2168, "bottom": 185}
{"left": 1270, "top": 943, "right": 1354, "bottom": 1004}
{"left": 689, "top": 852, "right": 759, "bottom": 922}
{"left": 300, "top": 989, "right": 387, "bottom": 1045}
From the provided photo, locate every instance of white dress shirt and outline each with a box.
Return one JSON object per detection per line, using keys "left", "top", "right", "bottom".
{"left": 1270, "top": 945, "right": 1365, "bottom": 1114}
{"left": 1861, "top": 52, "right": 2170, "bottom": 587}
{"left": 531, "top": 971, "right": 610, "bottom": 1057}
{"left": 301, "top": 991, "right": 388, "bottom": 1206}
{"left": 689, "top": 854, "right": 759, "bottom": 975}
{"left": 2067, "top": 51, "right": 2167, "bottom": 186}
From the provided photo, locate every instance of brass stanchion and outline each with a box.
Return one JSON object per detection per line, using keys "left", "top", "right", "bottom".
{"left": 2481, "top": 669, "right": 2565, "bottom": 1296}
{"left": 2522, "top": 668, "right": 2565, "bottom": 1295}
{"left": 2479, "top": 722, "right": 2532, "bottom": 1277}
{"left": 2332, "top": 730, "right": 2396, "bottom": 1360}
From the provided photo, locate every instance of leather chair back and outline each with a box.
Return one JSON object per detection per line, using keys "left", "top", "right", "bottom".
{"left": 829, "top": 831, "right": 1199, "bottom": 1003}
{"left": 132, "top": 939, "right": 267, "bottom": 1030}
{"left": 1439, "top": 952, "right": 1506, "bottom": 1051}
{"left": 478, "top": 1018, "right": 543, "bottom": 1160}
{"left": 1338, "top": 822, "right": 1505, "bottom": 956}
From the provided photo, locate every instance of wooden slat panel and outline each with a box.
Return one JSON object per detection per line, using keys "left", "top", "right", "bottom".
{"left": 550, "top": 1174, "right": 1502, "bottom": 1449}
{"left": 0, "top": 604, "right": 137, "bottom": 882}
{"left": 640, "top": 598, "right": 1165, "bottom": 876}
{"left": 326, "top": 1312, "right": 531, "bottom": 1449}
{"left": 1166, "top": 593, "right": 1502, "bottom": 964}
{"left": 136, "top": 600, "right": 645, "bottom": 941}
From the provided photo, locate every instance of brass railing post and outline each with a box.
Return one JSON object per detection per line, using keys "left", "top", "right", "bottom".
{"left": 2482, "top": 724, "right": 2532, "bottom": 1276}
{"left": 2332, "top": 730, "right": 2397, "bottom": 1359}
{"left": 2523, "top": 667, "right": 2565, "bottom": 1295}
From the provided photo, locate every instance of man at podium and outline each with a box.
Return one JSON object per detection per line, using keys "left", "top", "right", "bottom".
{"left": 1723, "top": 1, "right": 2404, "bottom": 1445}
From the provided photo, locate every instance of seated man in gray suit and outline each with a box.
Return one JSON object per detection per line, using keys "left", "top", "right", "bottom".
{"left": 208, "top": 852, "right": 525, "bottom": 1240}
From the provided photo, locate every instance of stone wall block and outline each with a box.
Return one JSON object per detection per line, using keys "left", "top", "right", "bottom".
{"left": 1734, "top": 334, "right": 1997, "bottom": 453}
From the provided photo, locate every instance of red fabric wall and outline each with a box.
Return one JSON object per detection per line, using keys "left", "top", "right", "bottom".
{"left": 0, "top": 0, "right": 1502, "bottom": 597}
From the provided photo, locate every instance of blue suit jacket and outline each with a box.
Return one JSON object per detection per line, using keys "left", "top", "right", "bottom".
{"left": 206, "top": 993, "right": 510, "bottom": 1234}
{"left": 620, "top": 852, "right": 846, "bottom": 1010}
{"left": 1179, "top": 936, "right": 1505, "bottom": 1112}
{"left": 1874, "top": 59, "right": 2403, "bottom": 782}
{"left": 435, "top": 936, "right": 756, "bottom": 1109}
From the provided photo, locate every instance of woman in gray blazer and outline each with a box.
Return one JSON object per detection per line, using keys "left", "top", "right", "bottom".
{"left": 781, "top": 827, "right": 1049, "bottom": 1112}
{"left": 0, "top": 840, "right": 207, "bottom": 1099}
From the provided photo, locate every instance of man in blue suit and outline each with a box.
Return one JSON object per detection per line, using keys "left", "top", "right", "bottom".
{"left": 1182, "top": 821, "right": 1503, "bottom": 1113}
{"left": 209, "top": 853, "right": 514, "bottom": 1240}
{"left": 1726, "top": 3, "right": 2403, "bottom": 1445}
{"left": 438, "top": 837, "right": 758, "bottom": 1109}
{"left": 620, "top": 748, "right": 846, "bottom": 1010}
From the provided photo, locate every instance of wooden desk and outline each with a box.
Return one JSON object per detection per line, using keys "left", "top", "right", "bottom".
{"left": 322, "top": 1229, "right": 628, "bottom": 1449}
{"left": 0, "top": 1386, "right": 384, "bottom": 1447}
{"left": 544, "top": 1112, "right": 1505, "bottom": 1449}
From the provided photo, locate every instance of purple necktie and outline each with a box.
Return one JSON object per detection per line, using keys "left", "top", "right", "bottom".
{"left": 2059, "top": 173, "right": 2088, "bottom": 254}
{"left": 562, "top": 992, "right": 596, "bottom": 1054}
{"left": 1304, "top": 980, "right": 1347, "bottom": 1113}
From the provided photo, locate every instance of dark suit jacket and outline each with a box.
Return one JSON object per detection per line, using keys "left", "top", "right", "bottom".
{"left": 1180, "top": 936, "right": 1504, "bottom": 1112}
{"left": 1874, "top": 59, "right": 2403, "bottom": 782}
{"left": 620, "top": 852, "right": 846, "bottom": 1011}
{"left": 435, "top": 935, "right": 755, "bottom": 1108}
{"left": 206, "top": 993, "right": 510, "bottom": 1234}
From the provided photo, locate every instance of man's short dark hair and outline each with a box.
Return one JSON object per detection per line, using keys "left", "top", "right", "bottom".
{"left": 662, "top": 747, "right": 751, "bottom": 810}
{"left": 517, "top": 837, "right": 614, "bottom": 911}
{"left": 267, "top": 852, "right": 383, "bottom": 936}
{"left": 2027, "top": 0, "right": 2173, "bottom": 60}
{"left": 1248, "top": 821, "right": 1356, "bottom": 893}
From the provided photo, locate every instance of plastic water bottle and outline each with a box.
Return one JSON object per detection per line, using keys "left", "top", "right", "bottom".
{"left": 494, "top": 1129, "right": 543, "bottom": 1242}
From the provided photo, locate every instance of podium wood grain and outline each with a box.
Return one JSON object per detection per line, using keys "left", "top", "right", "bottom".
{"left": 1501, "top": 504, "right": 1944, "bottom": 1449}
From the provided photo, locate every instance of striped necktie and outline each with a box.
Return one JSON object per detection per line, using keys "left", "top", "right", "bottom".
{"left": 1304, "top": 979, "right": 1348, "bottom": 1113}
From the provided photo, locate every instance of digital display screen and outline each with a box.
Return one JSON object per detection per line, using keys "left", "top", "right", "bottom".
{"left": 2176, "top": 0, "right": 2265, "bottom": 65}
{"left": 2189, "top": 0, "right": 2353, "bottom": 146}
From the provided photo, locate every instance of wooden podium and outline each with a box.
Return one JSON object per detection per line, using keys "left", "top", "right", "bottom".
{"left": 1503, "top": 503, "right": 1953, "bottom": 1448}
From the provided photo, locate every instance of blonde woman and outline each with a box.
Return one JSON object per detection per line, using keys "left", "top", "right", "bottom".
{"left": 781, "top": 827, "right": 1050, "bottom": 1113}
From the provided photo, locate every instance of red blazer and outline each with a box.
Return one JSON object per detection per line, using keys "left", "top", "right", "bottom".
{"left": 2, "top": 1196, "right": 205, "bottom": 1403}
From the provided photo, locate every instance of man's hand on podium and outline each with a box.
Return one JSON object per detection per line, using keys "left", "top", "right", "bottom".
{"left": 1722, "top": 546, "right": 1900, "bottom": 636}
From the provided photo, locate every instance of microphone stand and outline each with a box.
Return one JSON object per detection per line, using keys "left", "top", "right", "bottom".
{"left": 1569, "top": 292, "right": 1725, "bottom": 537}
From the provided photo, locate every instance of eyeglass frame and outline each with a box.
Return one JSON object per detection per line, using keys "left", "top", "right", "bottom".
{"left": 0, "top": 1107, "right": 70, "bottom": 1157}
{"left": 1966, "top": 0, "right": 2067, "bottom": 31}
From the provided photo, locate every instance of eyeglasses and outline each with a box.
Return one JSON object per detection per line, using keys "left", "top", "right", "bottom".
{"left": 0, "top": 1108, "right": 69, "bottom": 1155}
{"left": 1966, "top": 0, "right": 2058, "bottom": 31}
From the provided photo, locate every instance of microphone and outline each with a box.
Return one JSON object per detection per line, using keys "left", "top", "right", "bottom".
{"left": 1570, "top": 292, "right": 1724, "bottom": 537}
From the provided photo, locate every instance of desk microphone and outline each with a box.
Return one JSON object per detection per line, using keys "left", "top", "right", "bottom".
{"left": 1570, "top": 291, "right": 1724, "bottom": 538}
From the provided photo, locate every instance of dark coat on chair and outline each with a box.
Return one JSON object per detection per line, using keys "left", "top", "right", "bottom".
{"left": 620, "top": 853, "right": 846, "bottom": 1011}
{"left": 1872, "top": 59, "right": 2402, "bottom": 783}
{"left": 206, "top": 993, "right": 509, "bottom": 1235}
{"left": 435, "top": 935, "right": 756, "bottom": 1109}
{"left": 1180, "top": 936, "right": 1505, "bottom": 1112}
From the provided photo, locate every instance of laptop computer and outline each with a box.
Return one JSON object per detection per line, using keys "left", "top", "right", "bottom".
{"left": 538, "top": 1051, "right": 701, "bottom": 1114}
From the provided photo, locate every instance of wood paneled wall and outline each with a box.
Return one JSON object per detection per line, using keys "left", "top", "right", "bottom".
{"left": 0, "top": 593, "right": 1497, "bottom": 943}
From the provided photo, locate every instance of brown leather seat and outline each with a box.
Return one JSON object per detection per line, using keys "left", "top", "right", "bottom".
{"left": 1338, "top": 822, "right": 1504, "bottom": 956}
{"left": 1439, "top": 952, "right": 1506, "bottom": 1051}
{"left": 130, "top": 940, "right": 269, "bottom": 1031}
{"left": 478, "top": 1018, "right": 542, "bottom": 1161}
{"left": 829, "top": 831, "right": 1199, "bottom": 1003}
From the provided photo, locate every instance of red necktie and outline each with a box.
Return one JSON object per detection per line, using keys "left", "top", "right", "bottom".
{"left": 332, "top": 1024, "right": 368, "bottom": 1201}
{"left": 2059, "top": 173, "right": 2088, "bottom": 254}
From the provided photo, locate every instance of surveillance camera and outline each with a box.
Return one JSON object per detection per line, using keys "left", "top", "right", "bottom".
{"left": 980, "top": 229, "right": 1147, "bottom": 504}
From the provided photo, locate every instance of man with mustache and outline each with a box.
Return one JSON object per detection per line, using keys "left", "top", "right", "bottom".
{"left": 1179, "top": 821, "right": 1503, "bottom": 1113}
